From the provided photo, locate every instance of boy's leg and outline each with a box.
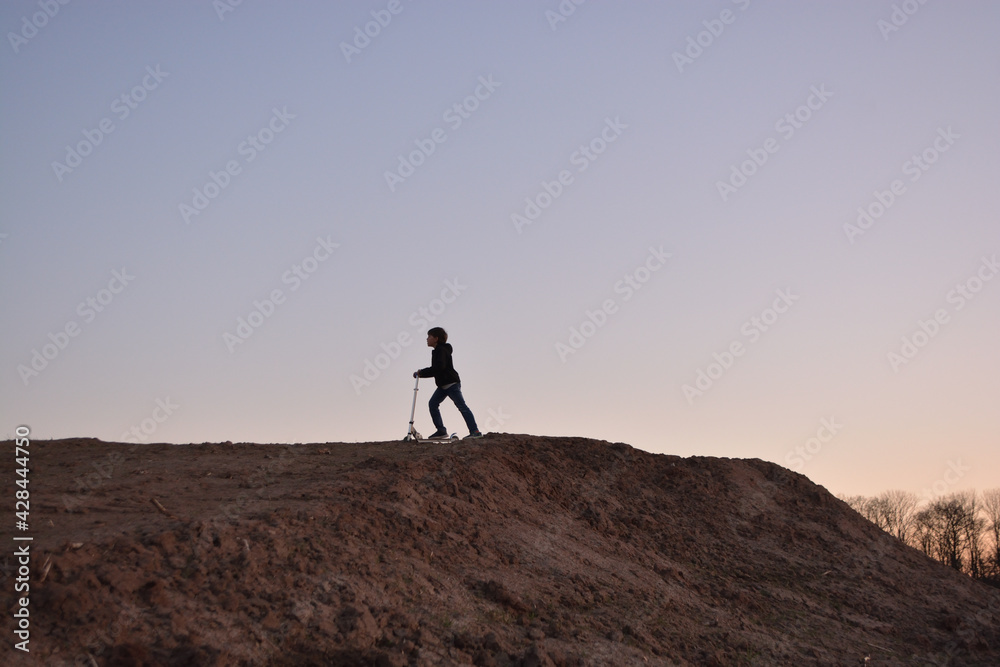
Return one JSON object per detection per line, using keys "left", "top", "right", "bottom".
{"left": 445, "top": 383, "right": 479, "bottom": 434}
{"left": 428, "top": 387, "right": 448, "bottom": 434}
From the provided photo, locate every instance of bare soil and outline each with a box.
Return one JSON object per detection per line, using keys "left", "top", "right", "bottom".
{"left": 1, "top": 434, "right": 998, "bottom": 666}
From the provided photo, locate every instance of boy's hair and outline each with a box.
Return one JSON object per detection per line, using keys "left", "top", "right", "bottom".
{"left": 427, "top": 327, "right": 448, "bottom": 343}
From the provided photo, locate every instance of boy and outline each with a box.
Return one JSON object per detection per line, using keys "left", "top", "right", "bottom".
{"left": 414, "top": 327, "right": 482, "bottom": 440}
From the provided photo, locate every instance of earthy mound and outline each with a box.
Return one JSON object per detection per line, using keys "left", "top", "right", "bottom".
{"left": 2, "top": 434, "right": 998, "bottom": 666}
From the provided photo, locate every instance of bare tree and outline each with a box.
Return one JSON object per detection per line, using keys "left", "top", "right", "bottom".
{"left": 878, "top": 490, "right": 917, "bottom": 542}
{"left": 839, "top": 494, "right": 870, "bottom": 517}
{"left": 981, "top": 488, "right": 1000, "bottom": 579}
{"left": 913, "top": 493, "right": 982, "bottom": 575}
{"left": 866, "top": 495, "right": 891, "bottom": 532}
{"left": 959, "top": 491, "right": 986, "bottom": 579}
{"left": 915, "top": 498, "right": 957, "bottom": 570}
{"left": 840, "top": 494, "right": 892, "bottom": 532}
{"left": 912, "top": 506, "right": 938, "bottom": 557}
{"left": 843, "top": 489, "right": 997, "bottom": 583}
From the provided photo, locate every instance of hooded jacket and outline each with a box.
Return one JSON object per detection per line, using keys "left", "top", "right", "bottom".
{"left": 417, "top": 342, "right": 461, "bottom": 388}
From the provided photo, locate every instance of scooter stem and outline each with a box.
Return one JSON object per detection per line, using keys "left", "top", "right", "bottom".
{"left": 406, "top": 375, "right": 420, "bottom": 438}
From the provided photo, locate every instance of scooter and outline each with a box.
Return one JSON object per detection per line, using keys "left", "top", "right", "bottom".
{"left": 402, "top": 375, "right": 458, "bottom": 442}
{"left": 403, "top": 374, "right": 423, "bottom": 441}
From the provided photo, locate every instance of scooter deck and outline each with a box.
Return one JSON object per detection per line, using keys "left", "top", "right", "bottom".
{"left": 406, "top": 433, "right": 460, "bottom": 443}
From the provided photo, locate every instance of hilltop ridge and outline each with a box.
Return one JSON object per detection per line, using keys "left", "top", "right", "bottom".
{"left": 2, "top": 434, "right": 998, "bottom": 666}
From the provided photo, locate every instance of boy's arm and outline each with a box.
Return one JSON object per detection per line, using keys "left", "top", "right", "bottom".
{"left": 416, "top": 348, "right": 438, "bottom": 378}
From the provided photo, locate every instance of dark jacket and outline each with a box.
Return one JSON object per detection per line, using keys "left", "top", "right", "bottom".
{"left": 417, "top": 342, "right": 461, "bottom": 387}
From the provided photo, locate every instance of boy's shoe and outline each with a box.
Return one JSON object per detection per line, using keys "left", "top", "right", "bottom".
{"left": 428, "top": 430, "right": 450, "bottom": 440}
{"left": 464, "top": 431, "right": 483, "bottom": 440}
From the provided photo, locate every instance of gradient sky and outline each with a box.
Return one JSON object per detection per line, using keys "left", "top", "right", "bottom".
{"left": 2, "top": 1, "right": 998, "bottom": 499}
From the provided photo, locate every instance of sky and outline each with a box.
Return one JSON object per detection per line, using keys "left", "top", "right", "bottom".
{"left": 2, "top": 1, "right": 998, "bottom": 499}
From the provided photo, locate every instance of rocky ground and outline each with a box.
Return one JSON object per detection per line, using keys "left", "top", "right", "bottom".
{"left": 1, "top": 433, "right": 998, "bottom": 666}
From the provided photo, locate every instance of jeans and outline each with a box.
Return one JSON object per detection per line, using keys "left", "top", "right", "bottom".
{"left": 429, "top": 383, "right": 479, "bottom": 434}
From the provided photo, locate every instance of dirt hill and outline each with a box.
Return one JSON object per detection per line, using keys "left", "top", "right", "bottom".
{"left": 2, "top": 434, "right": 998, "bottom": 666}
